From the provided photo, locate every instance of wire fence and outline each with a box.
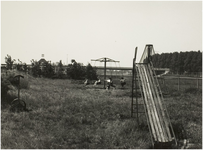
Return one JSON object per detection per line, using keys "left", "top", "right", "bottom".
{"left": 158, "top": 76, "right": 202, "bottom": 92}
{"left": 2, "top": 69, "right": 202, "bottom": 92}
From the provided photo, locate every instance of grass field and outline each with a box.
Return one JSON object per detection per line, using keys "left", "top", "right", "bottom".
{"left": 1, "top": 74, "right": 202, "bottom": 149}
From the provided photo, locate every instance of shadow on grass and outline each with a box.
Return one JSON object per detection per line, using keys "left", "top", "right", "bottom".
{"left": 2, "top": 93, "right": 32, "bottom": 112}
{"left": 171, "top": 122, "right": 188, "bottom": 149}
{"left": 1, "top": 93, "right": 17, "bottom": 109}
{"left": 119, "top": 114, "right": 132, "bottom": 120}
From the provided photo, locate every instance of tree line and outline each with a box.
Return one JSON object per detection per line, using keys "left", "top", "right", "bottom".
{"left": 151, "top": 51, "right": 202, "bottom": 74}
{"left": 4, "top": 55, "right": 97, "bottom": 80}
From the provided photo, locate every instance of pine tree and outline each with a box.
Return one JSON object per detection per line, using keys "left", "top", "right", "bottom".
{"left": 170, "top": 52, "right": 179, "bottom": 74}
{"left": 152, "top": 51, "right": 202, "bottom": 74}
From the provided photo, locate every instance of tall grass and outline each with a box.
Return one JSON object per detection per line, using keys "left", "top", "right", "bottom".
{"left": 1, "top": 76, "right": 202, "bottom": 149}
{"left": 1, "top": 78, "right": 151, "bottom": 149}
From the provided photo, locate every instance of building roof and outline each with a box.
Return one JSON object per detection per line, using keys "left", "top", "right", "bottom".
{"left": 38, "top": 58, "right": 47, "bottom": 64}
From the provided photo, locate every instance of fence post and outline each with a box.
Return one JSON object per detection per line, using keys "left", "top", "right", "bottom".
{"left": 178, "top": 77, "right": 180, "bottom": 91}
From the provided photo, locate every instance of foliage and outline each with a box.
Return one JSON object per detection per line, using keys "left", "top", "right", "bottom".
{"left": 66, "top": 61, "right": 96, "bottom": 80}
{"left": 1, "top": 77, "right": 11, "bottom": 99}
{"left": 2, "top": 72, "right": 29, "bottom": 91}
{"left": 85, "top": 63, "right": 97, "bottom": 80}
{"left": 30, "top": 59, "right": 54, "bottom": 78}
{"left": 30, "top": 59, "right": 41, "bottom": 77}
{"left": 56, "top": 60, "right": 65, "bottom": 79}
{"left": 5, "top": 54, "right": 15, "bottom": 70}
{"left": 1, "top": 76, "right": 16, "bottom": 107}
{"left": 66, "top": 62, "right": 86, "bottom": 79}
{"left": 41, "top": 61, "right": 55, "bottom": 78}
{"left": 16, "top": 59, "right": 28, "bottom": 72}
{"left": 152, "top": 51, "right": 202, "bottom": 74}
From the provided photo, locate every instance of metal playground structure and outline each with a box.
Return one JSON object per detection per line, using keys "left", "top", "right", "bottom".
{"left": 131, "top": 44, "right": 177, "bottom": 148}
{"left": 91, "top": 57, "right": 119, "bottom": 89}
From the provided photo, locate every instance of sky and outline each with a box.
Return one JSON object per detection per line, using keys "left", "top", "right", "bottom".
{"left": 1, "top": 1, "right": 202, "bottom": 67}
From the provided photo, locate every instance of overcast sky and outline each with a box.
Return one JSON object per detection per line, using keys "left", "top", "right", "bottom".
{"left": 1, "top": 1, "right": 202, "bottom": 67}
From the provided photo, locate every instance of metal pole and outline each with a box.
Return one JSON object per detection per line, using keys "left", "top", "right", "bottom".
{"left": 104, "top": 58, "right": 106, "bottom": 89}
{"left": 131, "top": 60, "right": 135, "bottom": 117}
{"left": 135, "top": 64, "right": 139, "bottom": 125}
{"left": 131, "top": 47, "right": 138, "bottom": 117}
{"left": 147, "top": 45, "right": 151, "bottom": 64}
{"left": 18, "top": 76, "right": 20, "bottom": 100}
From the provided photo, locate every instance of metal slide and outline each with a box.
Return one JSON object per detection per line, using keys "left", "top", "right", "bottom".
{"left": 136, "top": 63, "right": 176, "bottom": 144}
{"left": 132, "top": 45, "right": 177, "bottom": 147}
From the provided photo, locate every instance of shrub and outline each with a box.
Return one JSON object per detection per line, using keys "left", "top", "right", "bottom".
{"left": 85, "top": 63, "right": 97, "bottom": 80}
{"left": 1, "top": 77, "right": 10, "bottom": 98}
{"left": 41, "top": 61, "right": 55, "bottom": 78}
{"left": 66, "top": 62, "right": 86, "bottom": 80}
{"left": 3, "top": 73, "right": 29, "bottom": 89}
{"left": 1, "top": 76, "right": 16, "bottom": 106}
{"left": 66, "top": 62, "right": 97, "bottom": 80}
{"left": 5, "top": 54, "right": 15, "bottom": 70}
{"left": 30, "top": 59, "right": 41, "bottom": 77}
{"left": 7, "top": 74, "right": 19, "bottom": 87}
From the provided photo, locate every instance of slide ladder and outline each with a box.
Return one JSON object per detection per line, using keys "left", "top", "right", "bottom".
{"left": 131, "top": 45, "right": 177, "bottom": 148}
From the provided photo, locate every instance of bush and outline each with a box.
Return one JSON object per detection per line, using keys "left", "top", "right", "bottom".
{"left": 3, "top": 73, "right": 29, "bottom": 90}
{"left": 66, "top": 62, "right": 97, "bottom": 80}
{"left": 7, "top": 74, "right": 19, "bottom": 87}
{"left": 85, "top": 63, "right": 97, "bottom": 80}
{"left": 1, "top": 73, "right": 29, "bottom": 107}
{"left": 1, "top": 77, "right": 10, "bottom": 98}
{"left": 66, "top": 62, "right": 86, "bottom": 80}
{"left": 1, "top": 76, "right": 16, "bottom": 106}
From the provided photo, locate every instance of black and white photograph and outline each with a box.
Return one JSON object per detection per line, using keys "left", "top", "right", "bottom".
{"left": 1, "top": 1, "right": 202, "bottom": 149}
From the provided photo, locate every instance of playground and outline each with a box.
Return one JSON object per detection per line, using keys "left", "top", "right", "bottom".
{"left": 1, "top": 74, "right": 202, "bottom": 149}
{"left": 1, "top": 45, "right": 202, "bottom": 149}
